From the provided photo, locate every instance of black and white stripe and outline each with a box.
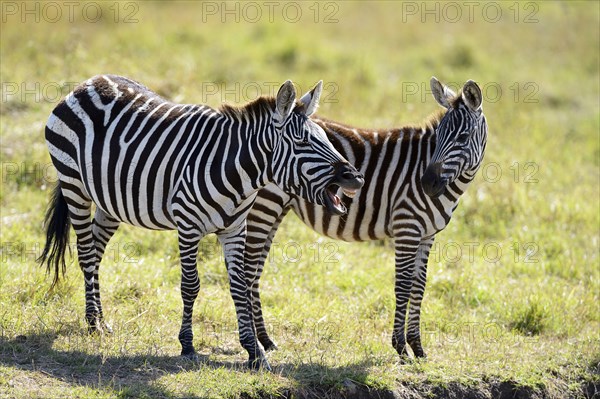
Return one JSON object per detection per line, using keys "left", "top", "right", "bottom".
{"left": 244, "top": 78, "right": 487, "bottom": 359}
{"left": 38, "top": 74, "right": 363, "bottom": 369}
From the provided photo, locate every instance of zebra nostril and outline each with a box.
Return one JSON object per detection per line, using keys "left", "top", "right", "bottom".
{"left": 341, "top": 171, "right": 355, "bottom": 180}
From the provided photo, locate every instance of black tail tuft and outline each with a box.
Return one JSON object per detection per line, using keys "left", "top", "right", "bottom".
{"left": 37, "top": 183, "right": 71, "bottom": 289}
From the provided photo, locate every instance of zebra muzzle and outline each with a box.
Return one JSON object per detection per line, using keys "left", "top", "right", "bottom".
{"left": 323, "top": 163, "right": 363, "bottom": 214}
{"left": 421, "top": 163, "right": 448, "bottom": 198}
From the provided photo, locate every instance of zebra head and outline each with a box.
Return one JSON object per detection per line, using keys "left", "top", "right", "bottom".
{"left": 270, "top": 81, "right": 364, "bottom": 215}
{"left": 421, "top": 77, "right": 488, "bottom": 198}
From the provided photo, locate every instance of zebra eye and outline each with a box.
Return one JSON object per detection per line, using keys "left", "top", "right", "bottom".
{"left": 456, "top": 132, "right": 470, "bottom": 143}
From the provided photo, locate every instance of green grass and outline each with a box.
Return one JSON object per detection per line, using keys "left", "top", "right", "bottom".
{"left": 1, "top": 1, "right": 599, "bottom": 398}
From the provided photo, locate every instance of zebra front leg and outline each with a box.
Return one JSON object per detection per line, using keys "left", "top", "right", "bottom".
{"left": 245, "top": 208, "right": 289, "bottom": 352}
{"left": 219, "top": 229, "right": 271, "bottom": 371}
{"left": 391, "top": 235, "right": 420, "bottom": 361}
{"left": 244, "top": 245, "right": 274, "bottom": 352}
{"left": 245, "top": 240, "right": 277, "bottom": 351}
{"left": 91, "top": 208, "right": 121, "bottom": 334}
{"left": 406, "top": 237, "right": 434, "bottom": 359}
{"left": 177, "top": 230, "right": 202, "bottom": 359}
{"left": 249, "top": 277, "right": 277, "bottom": 352}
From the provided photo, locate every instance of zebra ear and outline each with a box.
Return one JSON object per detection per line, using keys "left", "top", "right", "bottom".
{"left": 299, "top": 80, "right": 323, "bottom": 117}
{"left": 462, "top": 80, "right": 483, "bottom": 112}
{"left": 430, "top": 76, "right": 456, "bottom": 109}
{"left": 276, "top": 80, "right": 297, "bottom": 120}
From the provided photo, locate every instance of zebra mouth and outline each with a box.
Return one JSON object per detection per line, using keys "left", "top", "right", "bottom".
{"left": 342, "top": 188, "right": 358, "bottom": 198}
{"left": 421, "top": 163, "right": 448, "bottom": 198}
{"left": 424, "top": 179, "right": 448, "bottom": 198}
{"left": 323, "top": 184, "right": 347, "bottom": 215}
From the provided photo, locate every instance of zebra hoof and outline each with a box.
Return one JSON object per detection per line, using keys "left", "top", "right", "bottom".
{"left": 248, "top": 356, "right": 272, "bottom": 372}
{"left": 262, "top": 341, "right": 278, "bottom": 352}
{"left": 180, "top": 348, "right": 199, "bottom": 362}
{"left": 87, "top": 321, "right": 113, "bottom": 335}
{"left": 411, "top": 348, "right": 427, "bottom": 359}
{"left": 407, "top": 337, "right": 426, "bottom": 358}
{"left": 99, "top": 321, "right": 113, "bottom": 334}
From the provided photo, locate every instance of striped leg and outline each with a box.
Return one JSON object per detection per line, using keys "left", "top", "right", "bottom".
{"left": 91, "top": 208, "right": 121, "bottom": 333}
{"left": 219, "top": 227, "right": 270, "bottom": 370}
{"left": 177, "top": 228, "right": 202, "bottom": 358}
{"left": 245, "top": 207, "right": 289, "bottom": 352}
{"left": 406, "top": 237, "right": 434, "bottom": 358}
{"left": 391, "top": 233, "right": 420, "bottom": 359}
{"left": 60, "top": 184, "right": 99, "bottom": 332}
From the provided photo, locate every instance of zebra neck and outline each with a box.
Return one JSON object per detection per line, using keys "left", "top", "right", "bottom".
{"left": 226, "top": 113, "right": 274, "bottom": 190}
{"left": 406, "top": 110, "right": 444, "bottom": 178}
{"left": 182, "top": 112, "right": 273, "bottom": 200}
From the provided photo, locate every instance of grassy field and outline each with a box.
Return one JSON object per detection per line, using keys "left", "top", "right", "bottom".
{"left": 1, "top": 1, "right": 599, "bottom": 398}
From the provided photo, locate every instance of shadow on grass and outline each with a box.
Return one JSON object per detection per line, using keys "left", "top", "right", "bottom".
{"left": 0, "top": 331, "right": 384, "bottom": 399}
{"left": 0, "top": 331, "right": 207, "bottom": 398}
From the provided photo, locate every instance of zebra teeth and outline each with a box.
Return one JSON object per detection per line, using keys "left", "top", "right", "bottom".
{"left": 342, "top": 188, "right": 357, "bottom": 198}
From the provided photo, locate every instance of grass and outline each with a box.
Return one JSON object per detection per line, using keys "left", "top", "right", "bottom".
{"left": 1, "top": 1, "right": 599, "bottom": 398}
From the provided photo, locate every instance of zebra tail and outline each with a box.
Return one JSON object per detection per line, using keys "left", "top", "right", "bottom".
{"left": 37, "top": 183, "right": 71, "bottom": 289}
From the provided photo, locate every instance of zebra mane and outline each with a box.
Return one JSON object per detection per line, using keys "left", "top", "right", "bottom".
{"left": 315, "top": 108, "right": 447, "bottom": 141}
{"left": 448, "top": 90, "right": 469, "bottom": 109}
{"left": 392, "top": 108, "right": 447, "bottom": 140}
{"left": 419, "top": 108, "right": 446, "bottom": 131}
{"left": 219, "top": 97, "right": 305, "bottom": 121}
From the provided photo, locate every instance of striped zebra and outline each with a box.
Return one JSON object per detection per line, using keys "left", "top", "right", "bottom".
{"left": 37, "top": 75, "right": 364, "bottom": 370}
{"left": 244, "top": 78, "right": 487, "bottom": 360}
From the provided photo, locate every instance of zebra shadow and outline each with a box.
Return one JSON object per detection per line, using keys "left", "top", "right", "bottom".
{"left": 0, "top": 331, "right": 381, "bottom": 398}
{"left": 0, "top": 331, "right": 215, "bottom": 398}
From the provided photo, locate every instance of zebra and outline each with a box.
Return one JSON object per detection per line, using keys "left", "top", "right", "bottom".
{"left": 244, "top": 77, "right": 487, "bottom": 360}
{"left": 37, "top": 74, "right": 364, "bottom": 370}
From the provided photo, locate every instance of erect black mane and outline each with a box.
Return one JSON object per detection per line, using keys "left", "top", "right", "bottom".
{"left": 219, "top": 96, "right": 306, "bottom": 120}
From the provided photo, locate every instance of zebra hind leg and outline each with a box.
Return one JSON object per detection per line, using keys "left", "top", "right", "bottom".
{"left": 91, "top": 208, "right": 121, "bottom": 334}
{"left": 62, "top": 192, "right": 100, "bottom": 333}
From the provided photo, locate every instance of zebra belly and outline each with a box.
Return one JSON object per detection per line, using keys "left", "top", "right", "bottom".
{"left": 83, "top": 169, "right": 176, "bottom": 230}
{"left": 292, "top": 197, "right": 391, "bottom": 242}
